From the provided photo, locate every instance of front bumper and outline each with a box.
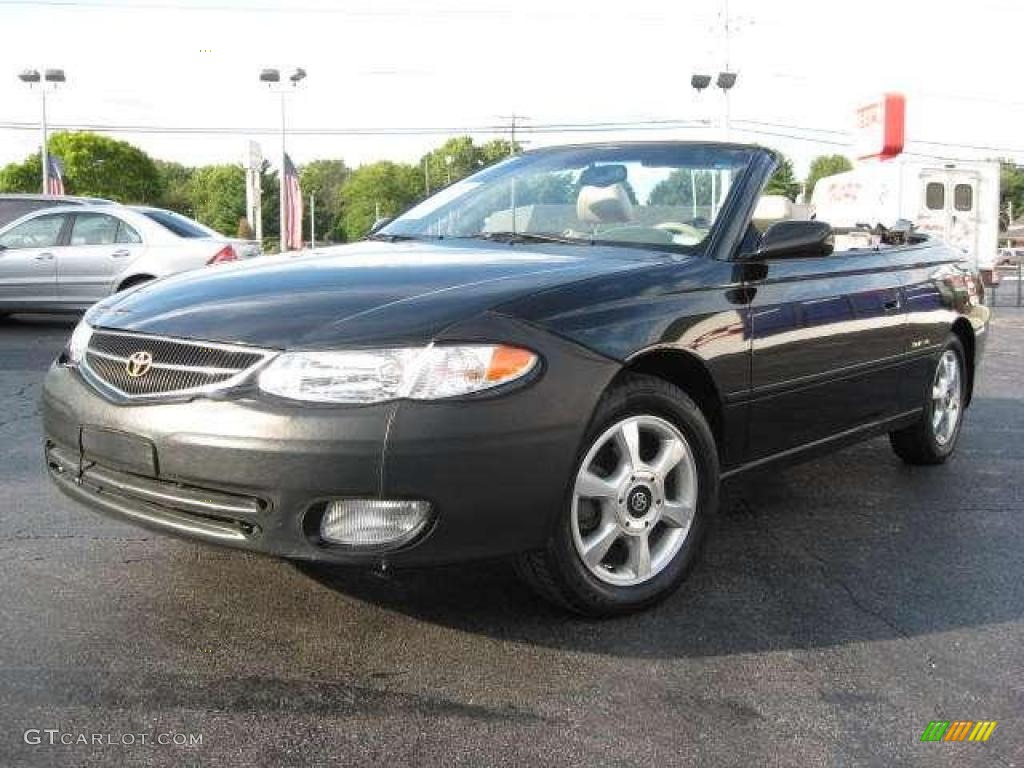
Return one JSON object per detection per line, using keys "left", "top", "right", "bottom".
{"left": 42, "top": 319, "right": 620, "bottom": 566}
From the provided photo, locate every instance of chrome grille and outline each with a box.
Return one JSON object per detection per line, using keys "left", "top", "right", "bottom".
{"left": 82, "top": 329, "right": 273, "bottom": 400}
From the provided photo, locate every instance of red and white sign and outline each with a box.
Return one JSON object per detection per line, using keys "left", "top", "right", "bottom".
{"left": 854, "top": 93, "right": 905, "bottom": 160}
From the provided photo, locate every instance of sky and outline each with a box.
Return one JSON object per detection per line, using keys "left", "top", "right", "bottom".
{"left": 1, "top": 0, "right": 1022, "bottom": 178}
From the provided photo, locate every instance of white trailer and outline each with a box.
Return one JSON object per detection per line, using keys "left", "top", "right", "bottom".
{"left": 810, "top": 158, "right": 1000, "bottom": 268}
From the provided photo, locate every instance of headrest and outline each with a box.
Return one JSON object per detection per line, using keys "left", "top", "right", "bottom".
{"left": 577, "top": 183, "right": 634, "bottom": 224}
{"left": 752, "top": 195, "right": 794, "bottom": 231}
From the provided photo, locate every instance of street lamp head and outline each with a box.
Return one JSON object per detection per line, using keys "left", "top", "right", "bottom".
{"left": 690, "top": 74, "right": 712, "bottom": 91}
{"left": 44, "top": 69, "right": 65, "bottom": 84}
{"left": 18, "top": 69, "right": 41, "bottom": 84}
{"left": 716, "top": 71, "right": 738, "bottom": 90}
{"left": 289, "top": 67, "right": 307, "bottom": 84}
{"left": 259, "top": 68, "right": 281, "bottom": 84}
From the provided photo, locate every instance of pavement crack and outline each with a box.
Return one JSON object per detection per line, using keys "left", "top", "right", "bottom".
{"left": 759, "top": 523, "right": 913, "bottom": 640}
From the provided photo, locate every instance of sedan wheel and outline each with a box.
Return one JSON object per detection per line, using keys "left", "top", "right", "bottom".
{"left": 571, "top": 415, "right": 697, "bottom": 586}
{"left": 516, "top": 373, "right": 718, "bottom": 616}
{"left": 890, "top": 334, "right": 967, "bottom": 465}
{"left": 931, "top": 349, "right": 962, "bottom": 446}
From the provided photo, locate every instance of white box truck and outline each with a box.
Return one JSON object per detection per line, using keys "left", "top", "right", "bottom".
{"left": 810, "top": 158, "right": 999, "bottom": 269}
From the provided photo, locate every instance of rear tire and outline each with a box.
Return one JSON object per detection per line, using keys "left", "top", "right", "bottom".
{"left": 516, "top": 373, "right": 719, "bottom": 617}
{"left": 889, "top": 335, "right": 966, "bottom": 465}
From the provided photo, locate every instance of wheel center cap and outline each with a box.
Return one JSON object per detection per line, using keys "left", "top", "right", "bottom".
{"left": 626, "top": 486, "right": 653, "bottom": 518}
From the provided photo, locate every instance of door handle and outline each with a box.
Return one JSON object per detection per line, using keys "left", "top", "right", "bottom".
{"left": 883, "top": 297, "right": 901, "bottom": 311}
{"left": 111, "top": 249, "right": 131, "bottom": 258}
{"left": 34, "top": 252, "right": 54, "bottom": 261}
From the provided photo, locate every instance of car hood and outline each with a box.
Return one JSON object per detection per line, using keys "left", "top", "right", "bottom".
{"left": 86, "top": 240, "right": 661, "bottom": 349}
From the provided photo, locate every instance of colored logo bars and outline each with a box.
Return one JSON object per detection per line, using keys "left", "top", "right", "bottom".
{"left": 921, "top": 721, "right": 997, "bottom": 743}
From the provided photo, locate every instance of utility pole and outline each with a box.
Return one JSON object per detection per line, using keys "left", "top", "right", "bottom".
{"left": 498, "top": 114, "right": 529, "bottom": 154}
{"left": 310, "top": 192, "right": 316, "bottom": 248}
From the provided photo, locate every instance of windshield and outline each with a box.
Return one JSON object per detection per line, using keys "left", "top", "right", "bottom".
{"left": 380, "top": 144, "right": 755, "bottom": 252}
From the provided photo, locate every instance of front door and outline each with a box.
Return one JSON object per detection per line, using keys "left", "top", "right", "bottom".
{"left": 58, "top": 212, "right": 145, "bottom": 304}
{"left": 744, "top": 251, "right": 908, "bottom": 460}
{"left": 0, "top": 212, "right": 69, "bottom": 306}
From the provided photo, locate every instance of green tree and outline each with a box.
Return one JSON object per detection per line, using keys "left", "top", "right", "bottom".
{"left": 51, "top": 131, "right": 163, "bottom": 202}
{"left": 0, "top": 131, "right": 163, "bottom": 202}
{"left": 479, "top": 139, "right": 518, "bottom": 165}
{"left": 764, "top": 155, "right": 801, "bottom": 201}
{"left": 156, "top": 160, "right": 195, "bottom": 215}
{"left": 0, "top": 154, "right": 40, "bottom": 193}
{"left": 300, "top": 159, "right": 350, "bottom": 243}
{"left": 648, "top": 169, "right": 715, "bottom": 208}
{"left": 805, "top": 154, "right": 853, "bottom": 197}
{"left": 516, "top": 171, "right": 577, "bottom": 205}
{"left": 999, "top": 160, "right": 1024, "bottom": 230}
{"left": 420, "top": 136, "right": 521, "bottom": 193}
{"left": 260, "top": 161, "right": 280, "bottom": 250}
{"left": 187, "top": 164, "right": 245, "bottom": 235}
{"left": 340, "top": 161, "right": 422, "bottom": 241}
{"left": 421, "top": 136, "right": 482, "bottom": 192}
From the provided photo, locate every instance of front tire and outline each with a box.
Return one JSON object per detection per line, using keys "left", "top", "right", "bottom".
{"left": 889, "top": 335, "right": 966, "bottom": 465}
{"left": 516, "top": 374, "right": 719, "bottom": 617}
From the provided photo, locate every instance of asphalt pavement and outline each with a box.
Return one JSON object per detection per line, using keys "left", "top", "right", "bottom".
{"left": 0, "top": 310, "right": 1021, "bottom": 767}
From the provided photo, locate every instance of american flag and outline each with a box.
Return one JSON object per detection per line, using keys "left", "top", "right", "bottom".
{"left": 46, "top": 155, "right": 65, "bottom": 196}
{"left": 283, "top": 153, "right": 303, "bottom": 250}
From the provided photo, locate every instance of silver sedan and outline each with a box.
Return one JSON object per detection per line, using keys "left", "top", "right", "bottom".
{"left": 0, "top": 205, "right": 244, "bottom": 314}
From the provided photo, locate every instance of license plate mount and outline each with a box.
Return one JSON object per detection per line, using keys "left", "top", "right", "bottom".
{"left": 80, "top": 427, "right": 157, "bottom": 477}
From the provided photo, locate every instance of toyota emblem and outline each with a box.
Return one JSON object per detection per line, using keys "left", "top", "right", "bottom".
{"left": 125, "top": 350, "right": 154, "bottom": 378}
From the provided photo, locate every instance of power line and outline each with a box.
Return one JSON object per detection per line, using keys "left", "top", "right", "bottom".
{"left": 3, "top": 116, "right": 1023, "bottom": 159}
{"left": 0, "top": 0, "right": 671, "bottom": 18}
{"left": 0, "top": 118, "right": 709, "bottom": 137}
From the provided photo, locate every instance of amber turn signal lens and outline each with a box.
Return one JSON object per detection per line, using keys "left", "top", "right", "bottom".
{"left": 486, "top": 345, "right": 538, "bottom": 382}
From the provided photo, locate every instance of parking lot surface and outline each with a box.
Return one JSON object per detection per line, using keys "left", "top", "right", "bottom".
{"left": 1, "top": 310, "right": 1021, "bottom": 767}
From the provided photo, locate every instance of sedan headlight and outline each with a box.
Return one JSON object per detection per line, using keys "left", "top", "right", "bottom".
{"left": 257, "top": 344, "right": 538, "bottom": 404}
{"left": 66, "top": 319, "right": 93, "bottom": 365}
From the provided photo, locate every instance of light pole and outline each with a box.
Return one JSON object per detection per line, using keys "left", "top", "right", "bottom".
{"left": 19, "top": 68, "right": 65, "bottom": 195}
{"left": 716, "top": 71, "right": 737, "bottom": 136}
{"left": 260, "top": 67, "right": 306, "bottom": 252}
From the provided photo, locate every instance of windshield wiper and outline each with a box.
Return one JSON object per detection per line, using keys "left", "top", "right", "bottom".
{"left": 467, "top": 232, "right": 591, "bottom": 246}
{"left": 364, "top": 232, "right": 425, "bottom": 242}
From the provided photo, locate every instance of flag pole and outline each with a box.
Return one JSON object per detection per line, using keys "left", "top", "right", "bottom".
{"left": 40, "top": 87, "right": 49, "bottom": 195}
{"left": 279, "top": 90, "right": 287, "bottom": 253}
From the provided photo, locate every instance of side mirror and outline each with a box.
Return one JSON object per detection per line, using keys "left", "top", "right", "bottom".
{"left": 369, "top": 216, "right": 393, "bottom": 235}
{"left": 754, "top": 220, "right": 834, "bottom": 260}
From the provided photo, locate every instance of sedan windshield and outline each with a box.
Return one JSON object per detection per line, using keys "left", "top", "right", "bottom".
{"left": 380, "top": 143, "right": 755, "bottom": 252}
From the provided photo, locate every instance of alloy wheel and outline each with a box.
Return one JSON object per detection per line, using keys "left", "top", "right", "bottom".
{"left": 931, "top": 349, "right": 962, "bottom": 446}
{"left": 570, "top": 415, "right": 698, "bottom": 586}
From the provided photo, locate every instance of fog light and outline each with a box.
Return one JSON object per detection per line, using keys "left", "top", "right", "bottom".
{"left": 320, "top": 499, "right": 431, "bottom": 548}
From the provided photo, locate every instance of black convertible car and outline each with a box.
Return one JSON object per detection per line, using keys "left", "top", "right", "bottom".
{"left": 42, "top": 142, "right": 988, "bottom": 616}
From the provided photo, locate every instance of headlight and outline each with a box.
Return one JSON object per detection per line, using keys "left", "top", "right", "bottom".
{"left": 257, "top": 344, "right": 538, "bottom": 403}
{"left": 66, "top": 319, "right": 93, "bottom": 365}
